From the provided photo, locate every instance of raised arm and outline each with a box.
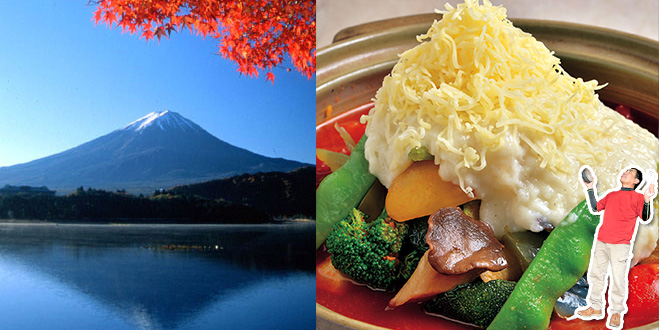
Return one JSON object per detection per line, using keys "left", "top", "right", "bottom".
{"left": 644, "top": 182, "right": 655, "bottom": 204}
{"left": 641, "top": 183, "right": 656, "bottom": 222}
{"left": 586, "top": 187, "right": 598, "bottom": 213}
{"left": 581, "top": 168, "right": 598, "bottom": 213}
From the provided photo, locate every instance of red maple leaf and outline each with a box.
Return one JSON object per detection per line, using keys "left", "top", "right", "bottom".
{"left": 141, "top": 29, "right": 154, "bottom": 42}
{"left": 89, "top": 0, "right": 315, "bottom": 82}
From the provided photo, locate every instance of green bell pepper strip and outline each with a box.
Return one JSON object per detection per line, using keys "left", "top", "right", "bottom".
{"left": 316, "top": 135, "right": 376, "bottom": 249}
{"left": 487, "top": 200, "right": 599, "bottom": 330}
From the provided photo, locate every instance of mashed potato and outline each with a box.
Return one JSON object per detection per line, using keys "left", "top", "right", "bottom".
{"left": 362, "top": 0, "right": 659, "bottom": 264}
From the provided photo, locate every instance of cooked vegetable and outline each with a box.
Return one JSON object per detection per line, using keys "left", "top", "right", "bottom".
{"left": 356, "top": 179, "right": 386, "bottom": 221}
{"left": 480, "top": 247, "right": 522, "bottom": 282}
{"left": 461, "top": 199, "right": 481, "bottom": 220}
{"left": 425, "top": 279, "right": 516, "bottom": 328}
{"left": 316, "top": 256, "right": 352, "bottom": 295}
{"left": 398, "top": 216, "right": 429, "bottom": 281}
{"left": 426, "top": 207, "right": 507, "bottom": 275}
{"left": 316, "top": 135, "right": 376, "bottom": 248}
{"left": 408, "top": 146, "right": 433, "bottom": 161}
{"left": 500, "top": 230, "right": 548, "bottom": 271}
{"left": 316, "top": 148, "right": 349, "bottom": 172}
{"left": 385, "top": 160, "right": 474, "bottom": 221}
{"left": 325, "top": 208, "right": 408, "bottom": 290}
{"left": 391, "top": 208, "right": 508, "bottom": 309}
{"left": 399, "top": 249, "right": 422, "bottom": 280}
{"left": 487, "top": 200, "right": 599, "bottom": 330}
{"left": 407, "top": 216, "right": 430, "bottom": 252}
{"left": 333, "top": 122, "right": 356, "bottom": 151}
{"left": 388, "top": 250, "right": 478, "bottom": 308}
{"left": 625, "top": 264, "right": 659, "bottom": 325}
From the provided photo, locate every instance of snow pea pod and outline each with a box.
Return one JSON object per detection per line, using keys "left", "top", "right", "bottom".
{"left": 488, "top": 200, "right": 599, "bottom": 330}
{"left": 316, "top": 135, "right": 376, "bottom": 249}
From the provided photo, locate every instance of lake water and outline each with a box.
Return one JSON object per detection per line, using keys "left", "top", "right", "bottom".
{"left": 0, "top": 221, "right": 315, "bottom": 330}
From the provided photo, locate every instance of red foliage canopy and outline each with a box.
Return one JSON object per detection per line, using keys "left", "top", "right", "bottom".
{"left": 91, "top": 0, "right": 315, "bottom": 83}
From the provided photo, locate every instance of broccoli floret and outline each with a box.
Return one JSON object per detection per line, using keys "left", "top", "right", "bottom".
{"left": 326, "top": 208, "right": 408, "bottom": 290}
{"left": 424, "top": 279, "right": 516, "bottom": 328}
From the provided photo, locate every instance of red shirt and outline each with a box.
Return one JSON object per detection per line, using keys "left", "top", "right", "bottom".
{"left": 596, "top": 189, "right": 645, "bottom": 244}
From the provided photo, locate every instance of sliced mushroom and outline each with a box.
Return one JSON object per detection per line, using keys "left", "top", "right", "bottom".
{"left": 388, "top": 250, "right": 479, "bottom": 309}
{"left": 426, "top": 207, "right": 507, "bottom": 275}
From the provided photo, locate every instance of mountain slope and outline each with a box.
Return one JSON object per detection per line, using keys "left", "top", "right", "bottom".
{"left": 0, "top": 111, "right": 308, "bottom": 193}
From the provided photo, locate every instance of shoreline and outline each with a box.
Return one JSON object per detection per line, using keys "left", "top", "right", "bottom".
{"left": 0, "top": 218, "right": 315, "bottom": 227}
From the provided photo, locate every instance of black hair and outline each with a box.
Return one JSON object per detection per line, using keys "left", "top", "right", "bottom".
{"left": 632, "top": 168, "right": 643, "bottom": 190}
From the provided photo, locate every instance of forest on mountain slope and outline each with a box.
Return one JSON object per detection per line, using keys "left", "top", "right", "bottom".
{"left": 0, "top": 167, "right": 314, "bottom": 223}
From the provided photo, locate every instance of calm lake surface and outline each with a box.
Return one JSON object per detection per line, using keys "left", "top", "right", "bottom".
{"left": 0, "top": 221, "right": 315, "bottom": 330}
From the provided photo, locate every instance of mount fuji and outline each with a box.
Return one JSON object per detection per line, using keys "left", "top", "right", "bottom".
{"left": 0, "top": 111, "right": 309, "bottom": 193}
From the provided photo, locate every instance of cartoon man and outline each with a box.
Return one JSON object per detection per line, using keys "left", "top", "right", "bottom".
{"left": 573, "top": 166, "right": 656, "bottom": 329}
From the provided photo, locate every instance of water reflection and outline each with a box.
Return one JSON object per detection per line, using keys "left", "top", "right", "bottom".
{"left": 0, "top": 222, "right": 315, "bottom": 329}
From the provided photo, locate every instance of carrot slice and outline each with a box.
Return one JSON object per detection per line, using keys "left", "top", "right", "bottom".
{"left": 385, "top": 160, "right": 473, "bottom": 221}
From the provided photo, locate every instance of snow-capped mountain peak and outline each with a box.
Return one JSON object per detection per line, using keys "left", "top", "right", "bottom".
{"left": 123, "top": 110, "right": 198, "bottom": 132}
{"left": 0, "top": 110, "right": 307, "bottom": 193}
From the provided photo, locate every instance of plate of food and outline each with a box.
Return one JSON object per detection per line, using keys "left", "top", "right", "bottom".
{"left": 316, "top": 1, "right": 659, "bottom": 329}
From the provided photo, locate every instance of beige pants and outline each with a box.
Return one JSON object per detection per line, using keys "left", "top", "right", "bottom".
{"left": 586, "top": 240, "right": 632, "bottom": 314}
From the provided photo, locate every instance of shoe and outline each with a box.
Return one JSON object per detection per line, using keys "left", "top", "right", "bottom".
{"left": 575, "top": 306, "right": 604, "bottom": 320}
{"left": 608, "top": 313, "right": 622, "bottom": 329}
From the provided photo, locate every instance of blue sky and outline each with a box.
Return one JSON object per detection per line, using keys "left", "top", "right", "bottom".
{"left": 0, "top": 1, "right": 315, "bottom": 167}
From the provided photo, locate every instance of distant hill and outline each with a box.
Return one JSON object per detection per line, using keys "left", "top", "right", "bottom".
{"left": 0, "top": 111, "right": 308, "bottom": 194}
{"left": 0, "top": 167, "right": 314, "bottom": 223}
{"left": 163, "top": 166, "right": 315, "bottom": 219}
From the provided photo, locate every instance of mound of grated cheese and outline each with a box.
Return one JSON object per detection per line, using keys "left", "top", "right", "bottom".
{"left": 362, "top": 0, "right": 659, "bottom": 264}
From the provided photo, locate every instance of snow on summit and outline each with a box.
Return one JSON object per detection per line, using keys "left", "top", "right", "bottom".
{"left": 123, "top": 110, "right": 198, "bottom": 132}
